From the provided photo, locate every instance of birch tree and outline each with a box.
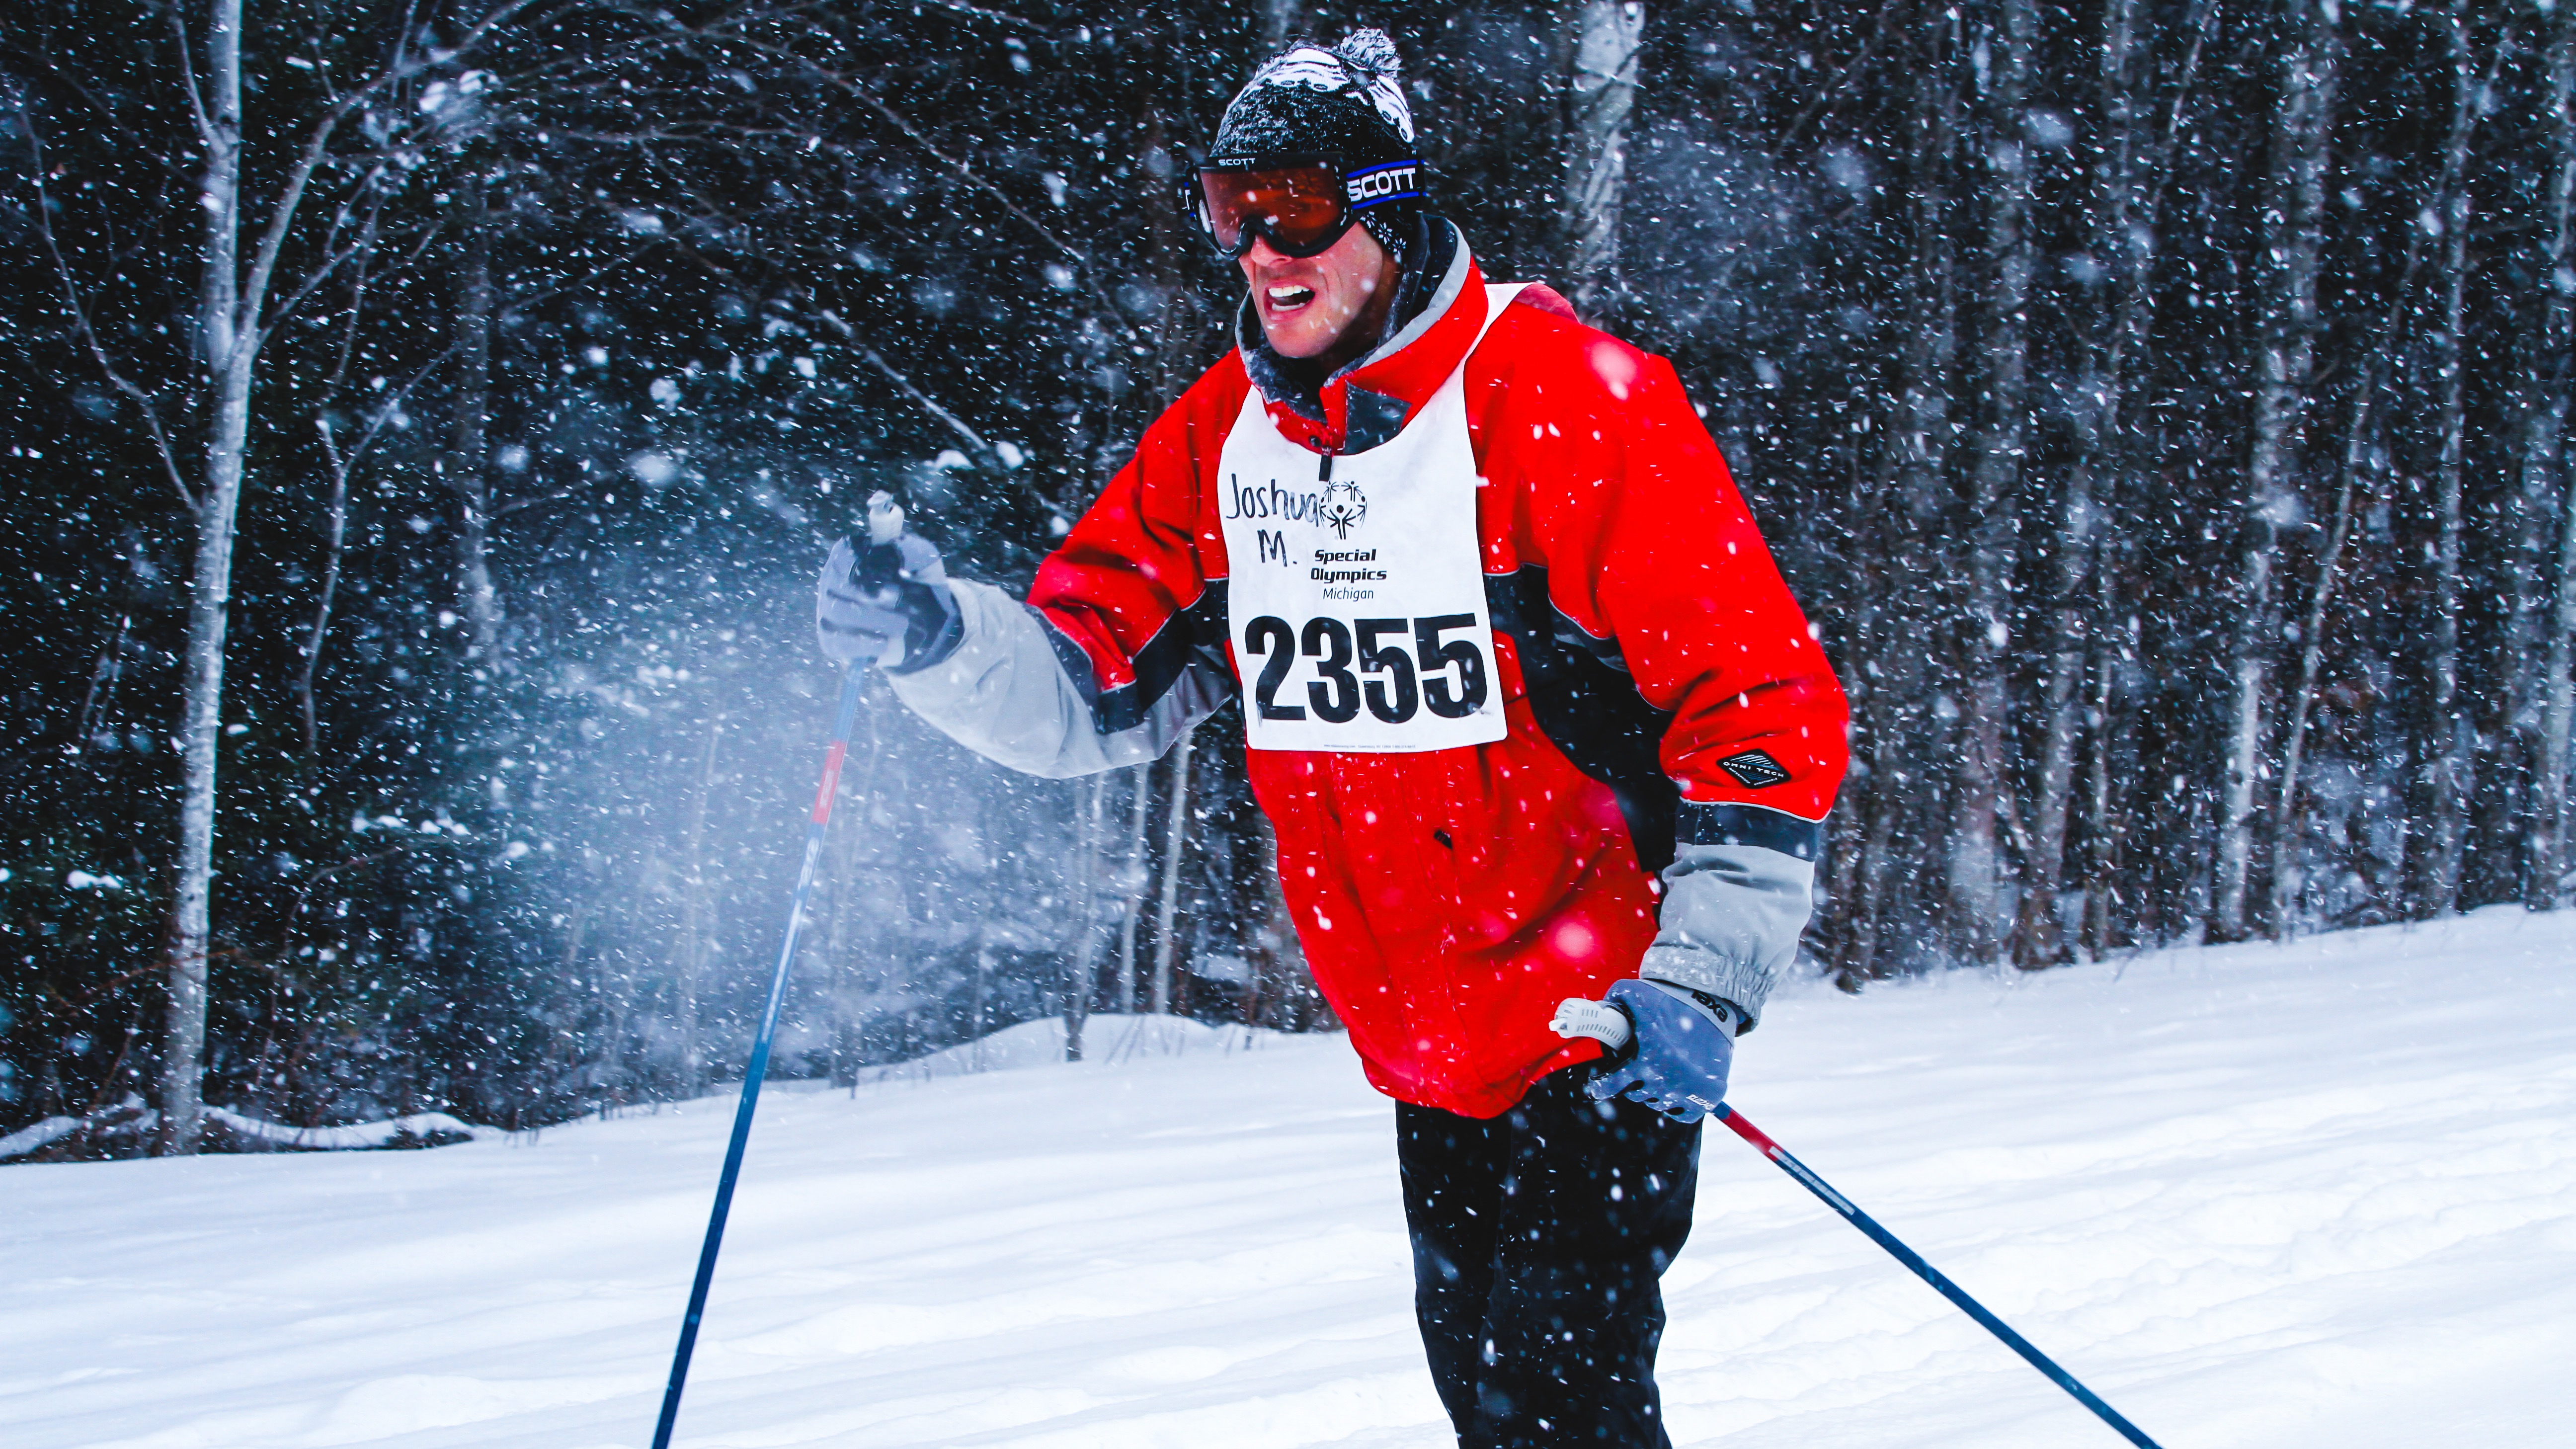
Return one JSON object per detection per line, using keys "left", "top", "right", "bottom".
{"left": 2410, "top": 0, "right": 2493, "bottom": 917}
{"left": 1840, "top": 4, "right": 1962, "bottom": 982}
{"left": 2213, "top": 0, "right": 2334, "bottom": 941}
{"left": 1112, "top": 764, "right": 1150, "bottom": 1013}
{"left": 1062, "top": 774, "right": 1105, "bottom": 1059}
{"left": 1949, "top": 0, "right": 2035, "bottom": 966}
{"left": 449, "top": 179, "right": 505, "bottom": 669}
{"left": 2269, "top": 145, "right": 2437, "bottom": 933}
{"left": 11, "top": 1, "right": 539, "bottom": 1152}
{"left": 2018, "top": 0, "right": 2213, "bottom": 965}
{"left": 2532, "top": 9, "right": 2576, "bottom": 909}
{"left": 1148, "top": 733, "right": 1194, "bottom": 1014}
{"left": 1564, "top": 0, "right": 1643, "bottom": 316}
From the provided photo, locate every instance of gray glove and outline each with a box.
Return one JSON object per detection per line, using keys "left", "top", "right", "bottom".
{"left": 815, "top": 492, "right": 960, "bottom": 668}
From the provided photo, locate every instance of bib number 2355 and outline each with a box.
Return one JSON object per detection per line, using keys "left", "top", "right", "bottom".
{"left": 1242, "top": 613, "right": 1490, "bottom": 724}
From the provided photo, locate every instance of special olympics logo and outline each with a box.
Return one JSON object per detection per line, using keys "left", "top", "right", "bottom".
{"left": 1320, "top": 482, "right": 1368, "bottom": 538}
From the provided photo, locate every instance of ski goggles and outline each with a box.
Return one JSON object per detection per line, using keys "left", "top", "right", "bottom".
{"left": 1184, "top": 155, "right": 1425, "bottom": 258}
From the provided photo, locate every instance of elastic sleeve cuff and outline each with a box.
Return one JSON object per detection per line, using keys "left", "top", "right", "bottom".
{"left": 1641, "top": 977, "right": 1746, "bottom": 1036}
{"left": 1639, "top": 944, "right": 1775, "bottom": 1034}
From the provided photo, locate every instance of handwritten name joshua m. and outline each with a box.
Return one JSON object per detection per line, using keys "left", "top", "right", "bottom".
{"left": 1221, "top": 474, "right": 1332, "bottom": 526}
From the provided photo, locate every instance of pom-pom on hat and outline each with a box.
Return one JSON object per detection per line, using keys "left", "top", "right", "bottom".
{"left": 1212, "top": 28, "right": 1417, "bottom": 169}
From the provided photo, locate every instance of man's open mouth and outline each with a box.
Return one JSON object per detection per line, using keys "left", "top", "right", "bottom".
{"left": 1265, "top": 284, "right": 1317, "bottom": 309}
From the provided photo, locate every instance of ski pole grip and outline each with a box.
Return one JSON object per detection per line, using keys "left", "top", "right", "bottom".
{"left": 865, "top": 489, "right": 905, "bottom": 544}
{"left": 1551, "top": 997, "right": 1632, "bottom": 1052}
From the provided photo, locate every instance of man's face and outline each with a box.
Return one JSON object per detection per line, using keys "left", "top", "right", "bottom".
{"left": 1240, "top": 224, "right": 1397, "bottom": 365}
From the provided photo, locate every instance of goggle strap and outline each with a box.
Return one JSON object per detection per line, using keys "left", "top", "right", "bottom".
{"left": 1341, "top": 160, "right": 1424, "bottom": 209}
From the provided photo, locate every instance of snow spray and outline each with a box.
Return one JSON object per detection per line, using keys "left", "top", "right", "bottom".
{"left": 651, "top": 663, "right": 867, "bottom": 1449}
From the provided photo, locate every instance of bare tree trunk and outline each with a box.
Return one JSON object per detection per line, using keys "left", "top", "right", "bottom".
{"left": 670, "top": 715, "right": 722, "bottom": 1097}
{"left": 1245, "top": 806, "right": 1313, "bottom": 1027}
{"left": 451, "top": 180, "right": 504, "bottom": 668}
{"left": 825, "top": 693, "right": 883, "bottom": 1088}
{"left": 2532, "top": 15, "right": 2576, "bottom": 910}
{"left": 1064, "top": 774, "right": 1104, "bottom": 1059}
{"left": 2065, "top": 0, "right": 2215, "bottom": 958}
{"left": 1951, "top": 0, "right": 2034, "bottom": 968}
{"left": 971, "top": 937, "right": 992, "bottom": 1064}
{"left": 2272, "top": 213, "right": 2430, "bottom": 932}
{"left": 76, "top": 611, "right": 134, "bottom": 749}
{"left": 300, "top": 423, "right": 352, "bottom": 752}
{"left": 1856, "top": 5, "right": 1957, "bottom": 981}
{"left": 2083, "top": 619, "right": 2122, "bottom": 957}
{"left": 295, "top": 230, "right": 386, "bottom": 754}
{"left": 148, "top": 0, "right": 438, "bottom": 1151}
{"left": 1842, "top": 14, "right": 1957, "bottom": 984}
{"left": 2413, "top": 2, "right": 2487, "bottom": 918}
{"left": 2215, "top": 0, "right": 2334, "bottom": 941}
{"left": 1114, "top": 762, "right": 1150, "bottom": 1012}
{"left": 2273, "top": 384, "right": 2383, "bottom": 933}
{"left": 2019, "top": 0, "right": 2145, "bottom": 968}
{"left": 1840, "top": 550, "right": 1924, "bottom": 985}
{"left": 2491, "top": 421, "right": 2550, "bottom": 906}
{"left": 1831, "top": 578, "right": 1885, "bottom": 987}
{"left": 159, "top": 0, "right": 251, "bottom": 1156}
{"left": 825, "top": 773, "right": 861, "bottom": 1088}
{"left": 1563, "top": 0, "right": 1643, "bottom": 317}
{"left": 2017, "top": 546, "right": 2085, "bottom": 968}
{"left": 1149, "top": 733, "right": 1195, "bottom": 1014}
{"left": 600, "top": 860, "right": 653, "bottom": 1112}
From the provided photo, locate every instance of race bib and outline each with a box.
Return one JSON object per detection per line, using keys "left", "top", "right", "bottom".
{"left": 1218, "top": 286, "right": 1523, "bottom": 753}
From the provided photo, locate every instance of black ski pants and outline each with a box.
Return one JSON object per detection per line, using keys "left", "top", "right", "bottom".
{"left": 1397, "top": 1068, "right": 1701, "bottom": 1449}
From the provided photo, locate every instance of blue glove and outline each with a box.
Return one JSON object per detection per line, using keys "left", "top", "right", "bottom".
{"left": 1575, "top": 979, "right": 1736, "bottom": 1124}
{"left": 815, "top": 492, "right": 958, "bottom": 667}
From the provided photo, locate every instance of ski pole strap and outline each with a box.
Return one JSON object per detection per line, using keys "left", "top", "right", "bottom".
{"left": 651, "top": 662, "right": 867, "bottom": 1449}
{"left": 1715, "top": 1106, "right": 2166, "bottom": 1449}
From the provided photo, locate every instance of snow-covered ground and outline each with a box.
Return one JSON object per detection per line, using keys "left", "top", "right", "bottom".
{"left": 5, "top": 909, "right": 2573, "bottom": 1449}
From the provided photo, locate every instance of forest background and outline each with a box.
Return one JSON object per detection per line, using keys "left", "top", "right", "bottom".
{"left": 2, "top": 0, "right": 2569, "bottom": 1154}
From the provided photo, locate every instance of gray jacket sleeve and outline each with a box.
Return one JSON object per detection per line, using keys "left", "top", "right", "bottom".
{"left": 884, "top": 577, "right": 1224, "bottom": 778}
{"left": 1637, "top": 837, "right": 1818, "bottom": 1033}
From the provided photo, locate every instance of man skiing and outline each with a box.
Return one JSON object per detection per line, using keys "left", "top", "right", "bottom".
{"left": 817, "top": 29, "right": 1847, "bottom": 1449}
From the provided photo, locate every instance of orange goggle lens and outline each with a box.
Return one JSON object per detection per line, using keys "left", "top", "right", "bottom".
{"left": 1194, "top": 166, "right": 1353, "bottom": 258}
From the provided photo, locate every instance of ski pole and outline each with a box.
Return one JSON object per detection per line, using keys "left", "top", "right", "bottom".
{"left": 651, "top": 662, "right": 867, "bottom": 1449}
{"left": 1552, "top": 1003, "right": 2165, "bottom": 1449}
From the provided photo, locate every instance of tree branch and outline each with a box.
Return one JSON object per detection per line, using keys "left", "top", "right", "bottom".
{"left": 12, "top": 109, "right": 196, "bottom": 509}
{"left": 916, "top": 0, "right": 1037, "bottom": 27}
{"left": 489, "top": 487, "right": 574, "bottom": 518}
{"left": 858, "top": 344, "right": 1001, "bottom": 468}
{"left": 702, "top": 39, "right": 1141, "bottom": 338}
{"left": 167, "top": 4, "right": 216, "bottom": 152}
{"left": 1771, "top": 0, "right": 1904, "bottom": 159}
{"left": 238, "top": 0, "right": 544, "bottom": 364}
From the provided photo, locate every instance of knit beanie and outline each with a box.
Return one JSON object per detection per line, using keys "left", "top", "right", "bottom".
{"left": 1211, "top": 29, "right": 1424, "bottom": 258}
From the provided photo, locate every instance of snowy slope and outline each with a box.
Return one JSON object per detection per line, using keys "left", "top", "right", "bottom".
{"left": 4, "top": 909, "right": 2572, "bottom": 1449}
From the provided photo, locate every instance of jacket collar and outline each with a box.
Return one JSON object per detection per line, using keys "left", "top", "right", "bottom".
{"left": 1235, "top": 222, "right": 1485, "bottom": 455}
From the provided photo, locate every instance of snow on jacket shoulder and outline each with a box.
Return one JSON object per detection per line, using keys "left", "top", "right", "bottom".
{"left": 889, "top": 234, "right": 1849, "bottom": 1118}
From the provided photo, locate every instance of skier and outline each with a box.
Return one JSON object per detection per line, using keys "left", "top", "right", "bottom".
{"left": 817, "top": 30, "right": 1847, "bottom": 1449}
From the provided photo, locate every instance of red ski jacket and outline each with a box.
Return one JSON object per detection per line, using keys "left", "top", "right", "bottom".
{"left": 887, "top": 237, "right": 1848, "bottom": 1117}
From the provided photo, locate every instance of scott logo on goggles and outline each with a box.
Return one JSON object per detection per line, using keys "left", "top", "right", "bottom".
{"left": 1345, "top": 162, "right": 1421, "bottom": 206}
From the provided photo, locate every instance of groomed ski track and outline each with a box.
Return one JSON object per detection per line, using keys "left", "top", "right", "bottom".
{"left": 4, "top": 907, "right": 2572, "bottom": 1448}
